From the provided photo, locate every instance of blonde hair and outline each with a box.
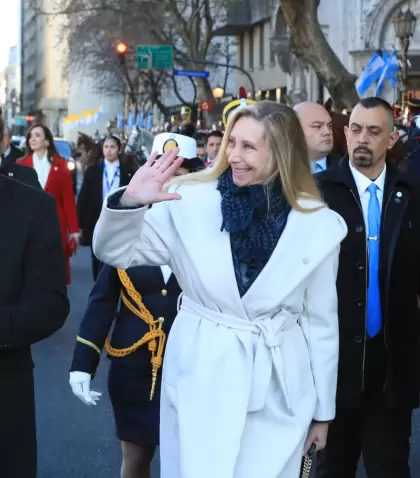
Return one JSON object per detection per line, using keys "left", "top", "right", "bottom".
{"left": 168, "top": 101, "right": 324, "bottom": 213}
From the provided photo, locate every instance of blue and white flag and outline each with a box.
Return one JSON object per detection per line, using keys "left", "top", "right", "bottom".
{"left": 146, "top": 108, "right": 153, "bottom": 130}
{"left": 127, "top": 111, "right": 135, "bottom": 129}
{"left": 116, "top": 112, "right": 125, "bottom": 130}
{"left": 376, "top": 50, "right": 400, "bottom": 95}
{"left": 136, "top": 110, "right": 145, "bottom": 128}
{"left": 356, "top": 51, "right": 386, "bottom": 95}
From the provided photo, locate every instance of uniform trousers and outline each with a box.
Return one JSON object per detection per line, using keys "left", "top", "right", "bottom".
{"left": 316, "top": 334, "right": 412, "bottom": 478}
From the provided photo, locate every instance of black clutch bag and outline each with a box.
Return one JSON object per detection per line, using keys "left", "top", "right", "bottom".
{"left": 300, "top": 443, "right": 316, "bottom": 478}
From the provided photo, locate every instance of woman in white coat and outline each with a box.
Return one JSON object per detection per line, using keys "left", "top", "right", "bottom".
{"left": 93, "top": 101, "right": 348, "bottom": 478}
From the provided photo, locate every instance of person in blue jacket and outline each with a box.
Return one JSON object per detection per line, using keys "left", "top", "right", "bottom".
{"left": 69, "top": 133, "right": 204, "bottom": 478}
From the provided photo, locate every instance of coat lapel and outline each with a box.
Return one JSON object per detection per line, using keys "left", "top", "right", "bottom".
{"left": 379, "top": 165, "right": 410, "bottom": 302}
{"left": 242, "top": 200, "right": 347, "bottom": 309}
{"left": 171, "top": 181, "right": 346, "bottom": 317}
{"left": 44, "top": 156, "right": 59, "bottom": 192}
{"left": 171, "top": 182, "right": 248, "bottom": 317}
{"left": 120, "top": 163, "right": 133, "bottom": 187}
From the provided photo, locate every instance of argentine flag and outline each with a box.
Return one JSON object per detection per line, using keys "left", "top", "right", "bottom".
{"left": 376, "top": 50, "right": 400, "bottom": 95}
{"left": 146, "top": 109, "right": 153, "bottom": 130}
{"left": 116, "top": 112, "right": 125, "bottom": 130}
{"left": 356, "top": 51, "right": 385, "bottom": 95}
{"left": 136, "top": 110, "right": 145, "bottom": 128}
{"left": 127, "top": 111, "right": 135, "bottom": 129}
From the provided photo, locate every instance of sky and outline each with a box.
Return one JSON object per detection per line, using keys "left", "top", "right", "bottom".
{"left": 0, "top": 0, "right": 20, "bottom": 70}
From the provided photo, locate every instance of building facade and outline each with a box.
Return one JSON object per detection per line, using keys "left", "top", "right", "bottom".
{"left": 4, "top": 46, "right": 21, "bottom": 131}
{"left": 65, "top": 69, "right": 125, "bottom": 142}
{"left": 20, "top": 0, "right": 68, "bottom": 134}
{"left": 215, "top": 0, "right": 420, "bottom": 106}
{"left": 213, "top": 0, "right": 288, "bottom": 101}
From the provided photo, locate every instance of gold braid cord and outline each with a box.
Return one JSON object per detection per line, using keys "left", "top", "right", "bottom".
{"left": 300, "top": 454, "right": 313, "bottom": 478}
{"left": 105, "top": 269, "right": 166, "bottom": 401}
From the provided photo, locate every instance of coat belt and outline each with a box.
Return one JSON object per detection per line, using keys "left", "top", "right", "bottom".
{"left": 180, "top": 296, "right": 300, "bottom": 413}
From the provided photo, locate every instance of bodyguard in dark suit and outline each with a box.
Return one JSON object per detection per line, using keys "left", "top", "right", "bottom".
{"left": 316, "top": 97, "right": 420, "bottom": 478}
{"left": 1, "top": 126, "right": 24, "bottom": 166}
{"left": 70, "top": 264, "right": 182, "bottom": 477}
{"left": 0, "top": 122, "right": 69, "bottom": 475}
{"left": 77, "top": 135, "right": 137, "bottom": 280}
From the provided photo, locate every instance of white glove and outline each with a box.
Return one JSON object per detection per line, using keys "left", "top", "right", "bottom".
{"left": 69, "top": 371, "right": 102, "bottom": 406}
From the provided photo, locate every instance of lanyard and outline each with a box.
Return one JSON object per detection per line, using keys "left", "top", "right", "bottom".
{"left": 104, "top": 163, "right": 120, "bottom": 194}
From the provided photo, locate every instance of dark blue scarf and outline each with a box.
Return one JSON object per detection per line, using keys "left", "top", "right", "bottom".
{"left": 217, "top": 169, "right": 291, "bottom": 296}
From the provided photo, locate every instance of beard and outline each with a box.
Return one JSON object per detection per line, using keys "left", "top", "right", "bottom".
{"left": 352, "top": 146, "right": 374, "bottom": 168}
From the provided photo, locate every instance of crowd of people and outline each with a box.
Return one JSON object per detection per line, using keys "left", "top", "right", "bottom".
{"left": 0, "top": 93, "right": 420, "bottom": 478}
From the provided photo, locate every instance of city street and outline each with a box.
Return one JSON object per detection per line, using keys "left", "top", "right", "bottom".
{"left": 33, "top": 247, "right": 420, "bottom": 477}
{"left": 33, "top": 247, "right": 160, "bottom": 477}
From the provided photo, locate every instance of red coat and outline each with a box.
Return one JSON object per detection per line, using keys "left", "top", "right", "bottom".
{"left": 18, "top": 155, "right": 79, "bottom": 284}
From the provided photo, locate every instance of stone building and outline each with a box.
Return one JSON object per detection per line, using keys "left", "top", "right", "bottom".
{"left": 216, "top": 0, "right": 420, "bottom": 105}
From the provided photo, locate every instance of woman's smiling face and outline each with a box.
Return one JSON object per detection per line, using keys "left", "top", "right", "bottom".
{"left": 226, "top": 117, "right": 273, "bottom": 186}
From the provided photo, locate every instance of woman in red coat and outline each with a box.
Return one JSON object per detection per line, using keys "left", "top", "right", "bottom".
{"left": 18, "top": 124, "right": 80, "bottom": 284}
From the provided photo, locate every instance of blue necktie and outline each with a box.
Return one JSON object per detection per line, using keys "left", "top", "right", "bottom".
{"left": 366, "top": 183, "right": 382, "bottom": 337}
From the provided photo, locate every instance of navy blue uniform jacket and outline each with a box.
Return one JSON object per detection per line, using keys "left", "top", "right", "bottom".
{"left": 71, "top": 264, "right": 182, "bottom": 376}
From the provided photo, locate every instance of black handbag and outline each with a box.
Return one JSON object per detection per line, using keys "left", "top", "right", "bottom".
{"left": 300, "top": 443, "right": 316, "bottom": 478}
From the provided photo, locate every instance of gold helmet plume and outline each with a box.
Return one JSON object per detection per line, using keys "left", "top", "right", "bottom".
{"left": 222, "top": 87, "right": 256, "bottom": 127}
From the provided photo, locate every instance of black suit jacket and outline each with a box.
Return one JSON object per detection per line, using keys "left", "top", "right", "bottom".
{"left": 77, "top": 161, "right": 135, "bottom": 246}
{"left": 0, "top": 163, "right": 41, "bottom": 189}
{"left": 0, "top": 175, "right": 69, "bottom": 475}
{"left": 2, "top": 143, "right": 24, "bottom": 166}
{"left": 317, "top": 158, "right": 420, "bottom": 409}
{"left": 326, "top": 152, "right": 341, "bottom": 170}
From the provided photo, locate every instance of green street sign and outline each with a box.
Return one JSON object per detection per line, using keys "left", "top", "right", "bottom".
{"left": 136, "top": 45, "right": 173, "bottom": 70}
{"left": 14, "top": 115, "right": 27, "bottom": 126}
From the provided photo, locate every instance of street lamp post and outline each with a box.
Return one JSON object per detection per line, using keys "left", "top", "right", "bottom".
{"left": 212, "top": 86, "right": 225, "bottom": 103}
{"left": 392, "top": 7, "right": 417, "bottom": 108}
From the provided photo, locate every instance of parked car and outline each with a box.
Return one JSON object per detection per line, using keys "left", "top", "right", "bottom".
{"left": 11, "top": 136, "right": 24, "bottom": 148}
{"left": 19, "top": 137, "right": 77, "bottom": 194}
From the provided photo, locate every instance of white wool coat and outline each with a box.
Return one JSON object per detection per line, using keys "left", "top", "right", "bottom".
{"left": 93, "top": 181, "right": 348, "bottom": 478}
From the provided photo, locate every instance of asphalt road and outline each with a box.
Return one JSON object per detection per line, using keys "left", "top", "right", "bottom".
{"left": 33, "top": 247, "right": 159, "bottom": 477}
{"left": 32, "top": 248, "right": 420, "bottom": 477}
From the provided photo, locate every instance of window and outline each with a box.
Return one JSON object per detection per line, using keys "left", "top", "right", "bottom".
{"left": 259, "top": 24, "right": 264, "bottom": 69}
{"left": 270, "top": 40, "right": 276, "bottom": 66}
{"left": 249, "top": 29, "right": 254, "bottom": 70}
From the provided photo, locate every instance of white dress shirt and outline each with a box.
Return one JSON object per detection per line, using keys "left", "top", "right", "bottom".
{"left": 349, "top": 162, "right": 386, "bottom": 235}
{"left": 160, "top": 265, "right": 172, "bottom": 284}
{"left": 311, "top": 157, "right": 327, "bottom": 173}
{"left": 1, "top": 146, "right": 11, "bottom": 164}
{"left": 102, "top": 159, "right": 120, "bottom": 200}
{"left": 33, "top": 152, "right": 51, "bottom": 189}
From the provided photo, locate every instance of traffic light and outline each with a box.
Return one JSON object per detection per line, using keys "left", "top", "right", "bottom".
{"left": 116, "top": 42, "right": 128, "bottom": 65}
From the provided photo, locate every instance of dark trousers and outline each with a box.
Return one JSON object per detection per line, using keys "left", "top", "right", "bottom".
{"left": 0, "top": 369, "right": 37, "bottom": 478}
{"left": 316, "top": 405, "right": 412, "bottom": 478}
{"left": 317, "top": 335, "right": 412, "bottom": 478}
{"left": 91, "top": 246, "right": 102, "bottom": 281}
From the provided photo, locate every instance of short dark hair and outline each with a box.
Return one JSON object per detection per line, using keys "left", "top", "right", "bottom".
{"left": 207, "top": 130, "right": 223, "bottom": 141}
{"left": 357, "top": 97, "right": 394, "bottom": 127}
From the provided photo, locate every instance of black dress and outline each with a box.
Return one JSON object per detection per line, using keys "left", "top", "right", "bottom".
{"left": 70, "top": 264, "right": 182, "bottom": 446}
